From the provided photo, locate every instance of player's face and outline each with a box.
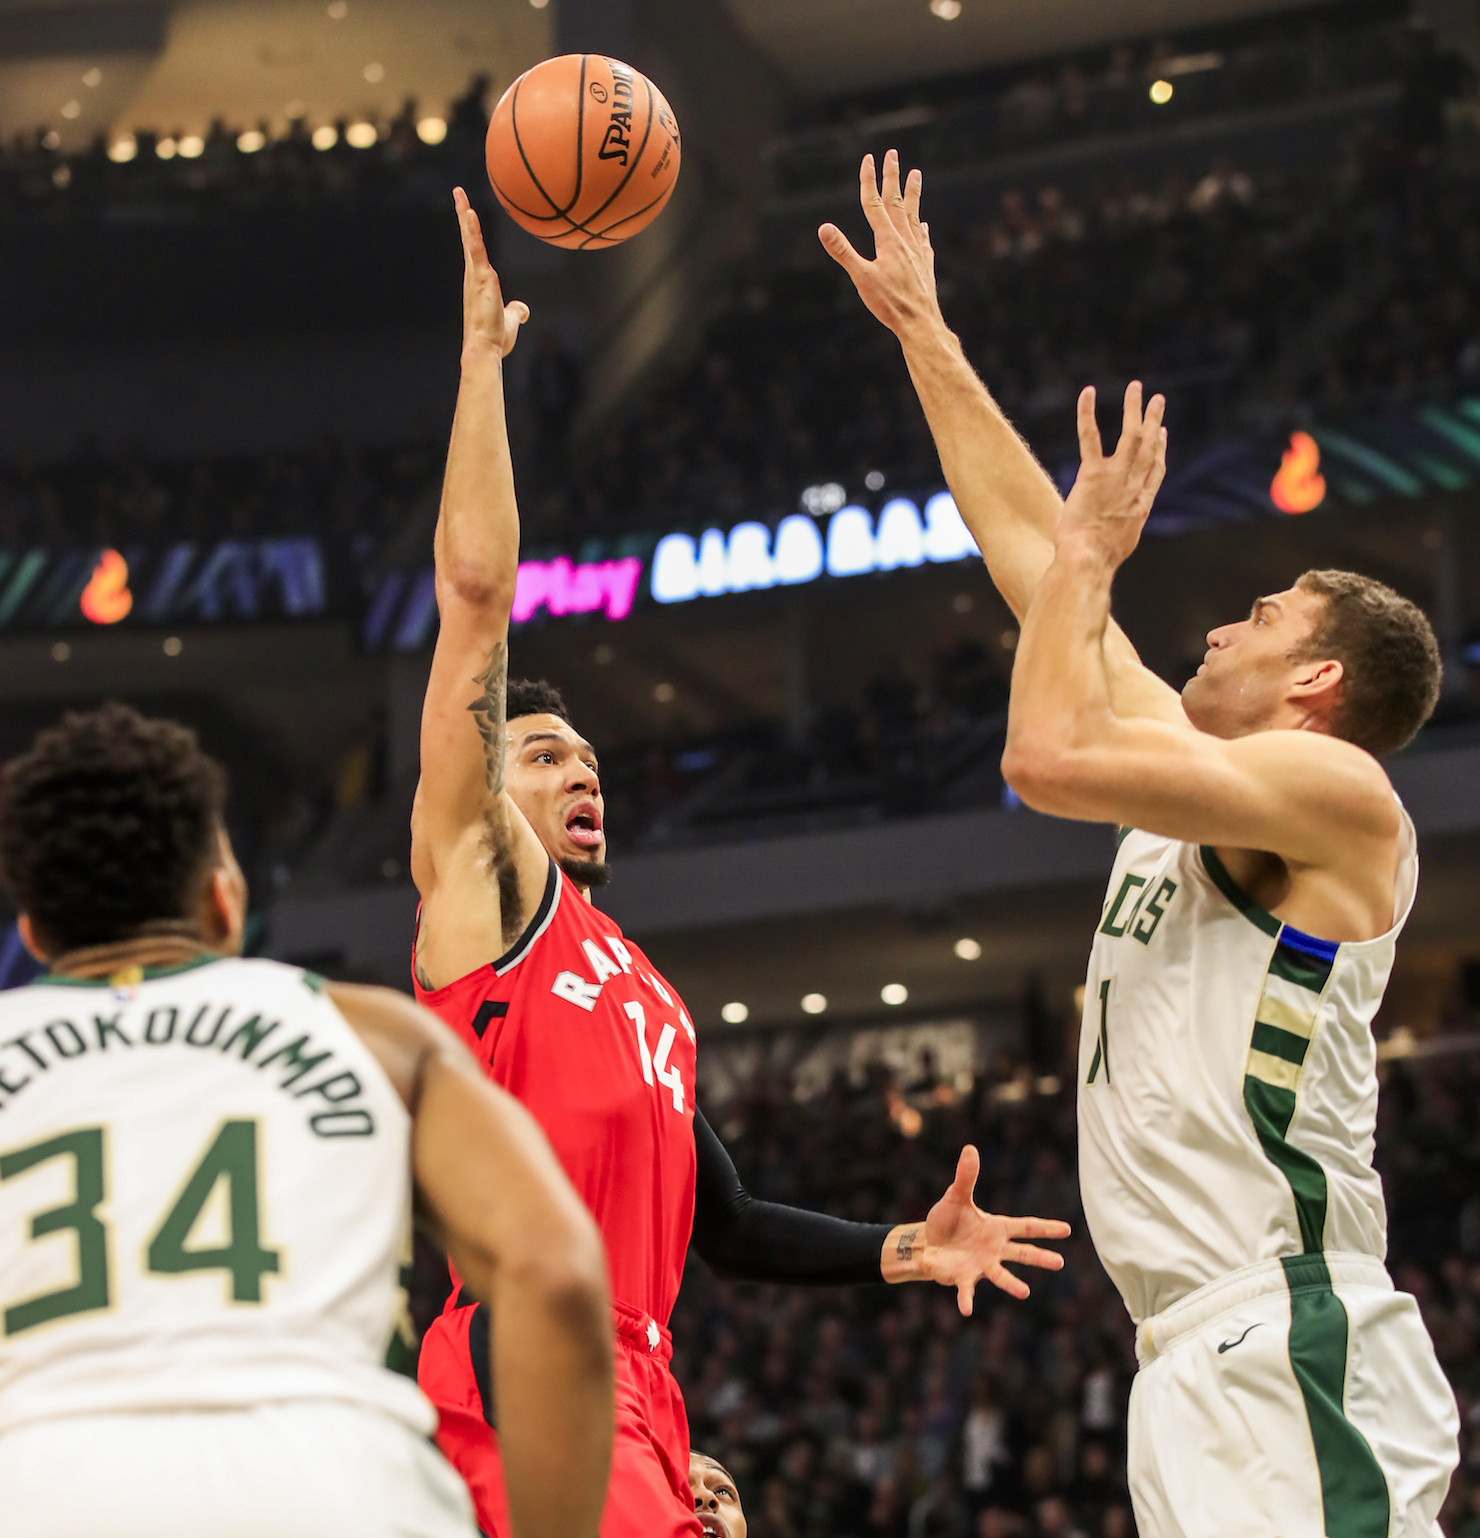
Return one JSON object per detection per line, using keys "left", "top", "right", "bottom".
{"left": 689, "top": 1454, "right": 746, "bottom": 1538}
{"left": 503, "top": 713, "right": 607, "bottom": 873}
{"left": 1181, "top": 585, "right": 1328, "bottom": 738}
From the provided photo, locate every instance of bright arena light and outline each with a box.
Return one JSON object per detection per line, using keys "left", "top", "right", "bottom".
{"left": 801, "top": 994, "right": 828, "bottom": 1015}
{"left": 345, "top": 122, "right": 378, "bottom": 149}
{"left": 954, "top": 937, "right": 982, "bottom": 961}
{"left": 237, "top": 129, "right": 266, "bottom": 153}
{"left": 61, "top": 100, "right": 81, "bottom": 120}
{"left": 1150, "top": 79, "right": 1174, "bottom": 104}
{"left": 178, "top": 135, "right": 205, "bottom": 159}
{"left": 155, "top": 137, "right": 178, "bottom": 159}
{"left": 108, "top": 136, "right": 137, "bottom": 163}
{"left": 312, "top": 125, "right": 339, "bottom": 151}
{"left": 721, "top": 1001, "right": 749, "bottom": 1024}
{"left": 363, "top": 63, "right": 384, "bottom": 83}
{"left": 930, "top": 0, "right": 962, "bottom": 16}
{"left": 417, "top": 117, "right": 448, "bottom": 145}
{"left": 82, "top": 68, "right": 102, "bottom": 88}
{"left": 881, "top": 983, "right": 909, "bottom": 1006}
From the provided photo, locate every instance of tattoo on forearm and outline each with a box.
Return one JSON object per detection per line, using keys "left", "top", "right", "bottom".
{"left": 896, "top": 1227, "right": 918, "bottom": 1264}
{"left": 467, "top": 642, "right": 509, "bottom": 798}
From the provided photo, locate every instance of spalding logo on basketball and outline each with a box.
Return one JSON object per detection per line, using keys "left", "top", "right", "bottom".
{"left": 486, "top": 54, "right": 681, "bottom": 249}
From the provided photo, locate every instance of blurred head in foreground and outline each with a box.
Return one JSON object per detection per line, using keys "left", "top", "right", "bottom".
{"left": 690, "top": 1451, "right": 746, "bottom": 1538}
{"left": 0, "top": 702, "right": 246, "bottom": 963}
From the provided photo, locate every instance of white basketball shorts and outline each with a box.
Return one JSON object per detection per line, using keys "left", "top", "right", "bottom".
{"left": 0, "top": 1398, "right": 480, "bottom": 1538}
{"left": 1128, "top": 1252, "right": 1458, "bottom": 1538}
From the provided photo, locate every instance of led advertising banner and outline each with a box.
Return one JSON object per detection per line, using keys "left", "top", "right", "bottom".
{"left": 5, "top": 401, "right": 1478, "bottom": 650}
{"left": 0, "top": 538, "right": 328, "bottom": 633}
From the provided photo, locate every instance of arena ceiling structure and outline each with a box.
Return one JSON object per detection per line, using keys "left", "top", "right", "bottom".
{"left": 0, "top": 0, "right": 1379, "bottom": 152}
{"left": 721, "top": 0, "right": 1355, "bottom": 95}
{"left": 0, "top": 0, "right": 550, "bottom": 149}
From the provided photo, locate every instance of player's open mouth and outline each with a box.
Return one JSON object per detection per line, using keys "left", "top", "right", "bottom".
{"left": 697, "top": 1516, "right": 726, "bottom": 1538}
{"left": 565, "top": 801, "right": 604, "bottom": 849}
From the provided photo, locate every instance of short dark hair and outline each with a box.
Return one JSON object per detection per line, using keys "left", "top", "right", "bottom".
{"left": 0, "top": 703, "right": 226, "bottom": 953}
{"left": 1294, "top": 570, "right": 1442, "bottom": 758}
{"left": 506, "top": 678, "right": 572, "bottom": 724}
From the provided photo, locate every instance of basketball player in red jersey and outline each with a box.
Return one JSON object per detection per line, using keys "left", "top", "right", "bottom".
{"left": 410, "top": 189, "right": 1071, "bottom": 1538}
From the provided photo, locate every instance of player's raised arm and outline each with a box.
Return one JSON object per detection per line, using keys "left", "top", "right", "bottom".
{"left": 1002, "top": 386, "right": 1400, "bottom": 914}
{"left": 332, "top": 983, "right": 614, "bottom": 1538}
{"left": 411, "top": 189, "right": 546, "bottom": 991}
{"left": 820, "top": 150, "right": 1185, "bottom": 727}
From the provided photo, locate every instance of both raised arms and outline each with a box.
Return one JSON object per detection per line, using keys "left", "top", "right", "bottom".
{"left": 820, "top": 150, "right": 1188, "bottom": 728}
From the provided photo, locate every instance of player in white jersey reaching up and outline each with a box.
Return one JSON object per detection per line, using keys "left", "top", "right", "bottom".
{"left": 0, "top": 703, "right": 614, "bottom": 1538}
{"left": 824, "top": 150, "right": 1459, "bottom": 1538}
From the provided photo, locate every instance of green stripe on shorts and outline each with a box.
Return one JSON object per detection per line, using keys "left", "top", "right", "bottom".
{"left": 1282, "top": 1255, "right": 1390, "bottom": 1537}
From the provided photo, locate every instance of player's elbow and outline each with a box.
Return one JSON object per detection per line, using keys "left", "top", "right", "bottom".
{"left": 1001, "top": 736, "right": 1066, "bottom": 812}
{"left": 436, "top": 559, "right": 515, "bottom": 616}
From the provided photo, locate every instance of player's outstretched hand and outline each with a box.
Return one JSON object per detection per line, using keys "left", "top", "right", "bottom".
{"left": 1059, "top": 382, "right": 1168, "bottom": 567}
{"left": 819, "top": 149, "right": 945, "bottom": 343}
{"left": 889, "top": 1145, "right": 1070, "bottom": 1313}
{"left": 454, "top": 186, "right": 530, "bottom": 361}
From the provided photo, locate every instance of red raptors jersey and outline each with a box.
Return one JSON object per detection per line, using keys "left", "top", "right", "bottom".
{"left": 414, "top": 860, "right": 697, "bottom": 1329}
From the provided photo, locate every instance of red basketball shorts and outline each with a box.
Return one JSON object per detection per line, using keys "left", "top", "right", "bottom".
{"left": 419, "top": 1297, "right": 703, "bottom": 1538}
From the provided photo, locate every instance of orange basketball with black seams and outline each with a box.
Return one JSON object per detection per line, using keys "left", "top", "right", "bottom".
{"left": 485, "top": 53, "right": 681, "bottom": 250}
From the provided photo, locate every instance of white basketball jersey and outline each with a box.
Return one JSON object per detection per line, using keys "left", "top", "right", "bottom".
{"left": 1077, "top": 814, "right": 1416, "bottom": 1324}
{"left": 0, "top": 956, "right": 433, "bottom": 1436}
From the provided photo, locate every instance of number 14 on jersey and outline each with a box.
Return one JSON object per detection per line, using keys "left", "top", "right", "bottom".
{"left": 624, "top": 1001, "right": 685, "bottom": 1113}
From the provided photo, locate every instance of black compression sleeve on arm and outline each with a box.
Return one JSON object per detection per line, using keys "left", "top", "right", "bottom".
{"left": 690, "top": 1108, "right": 892, "bottom": 1285}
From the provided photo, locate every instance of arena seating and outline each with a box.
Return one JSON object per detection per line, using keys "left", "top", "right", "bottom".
{"left": 5, "top": 138, "right": 1475, "bottom": 547}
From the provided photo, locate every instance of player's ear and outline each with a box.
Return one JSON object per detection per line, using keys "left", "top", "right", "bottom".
{"left": 1288, "top": 656, "right": 1343, "bottom": 718}
{"left": 16, "top": 913, "right": 50, "bottom": 963}
{"left": 201, "top": 828, "right": 248, "bottom": 954}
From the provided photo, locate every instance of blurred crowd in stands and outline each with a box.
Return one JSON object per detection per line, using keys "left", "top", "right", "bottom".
{"left": 663, "top": 1040, "right": 1480, "bottom": 1537}
{"left": 0, "top": 436, "right": 443, "bottom": 548}
{"left": 598, "top": 641, "right": 1010, "bottom": 855}
{"left": 0, "top": 77, "right": 492, "bottom": 215}
{"left": 768, "top": 6, "right": 1447, "bottom": 195}
{"left": 4, "top": 130, "right": 1477, "bottom": 549}
{"left": 550, "top": 133, "right": 1480, "bottom": 535}
{"left": 0, "top": 5, "right": 1453, "bottom": 217}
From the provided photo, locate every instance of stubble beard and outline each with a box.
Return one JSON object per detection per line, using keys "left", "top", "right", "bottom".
{"left": 558, "top": 853, "right": 612, "bottom": 889}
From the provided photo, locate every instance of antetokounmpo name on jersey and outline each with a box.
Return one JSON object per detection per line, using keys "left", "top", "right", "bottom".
{"left": 0, "top": 1001, "right": 376, "bottom": 1138}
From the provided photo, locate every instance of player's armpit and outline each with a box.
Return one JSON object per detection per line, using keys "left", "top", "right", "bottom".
{"left": 412, "top": 788, "right": 546, "bottom": 992}
{"left": 1005, "top": 715, "right": 1399, "bottom": 873}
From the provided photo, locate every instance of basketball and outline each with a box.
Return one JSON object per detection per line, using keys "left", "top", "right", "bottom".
{"left": 485, "top": 54, "right": 681, "bottom": 250}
